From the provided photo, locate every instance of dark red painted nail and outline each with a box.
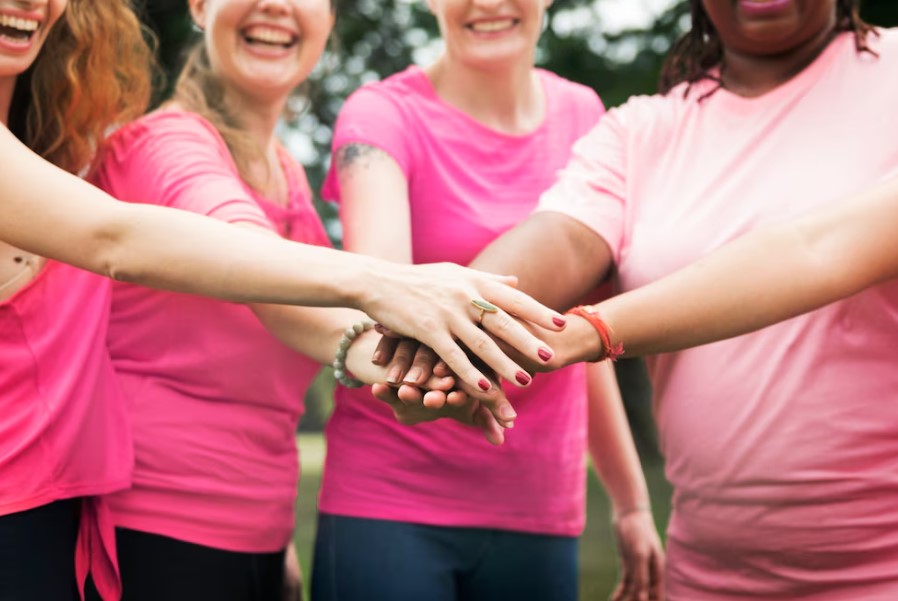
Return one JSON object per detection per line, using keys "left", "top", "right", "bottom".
{"left": 538, "top": 347, "right": 553, "bottom": 362}
{"left": 515, "top": 371, "right": 532, "bottom": 386}
{"left": 552, "top": 316, "right": 567, "bottom": 327}
{"left": 478, "top": 379, "right": 491, "bottom": 391}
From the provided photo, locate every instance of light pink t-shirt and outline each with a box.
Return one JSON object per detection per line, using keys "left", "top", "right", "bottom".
{"left": 0, "top": 261, "right": 130, "bottom": 599}
{"left": 93, "top": 110, "right": 330, "bottom": 553}
{"left": 539, "top": 30, "right": 898, "bottom": 600}
{"left": 320, "top": 66, "right": 604, "bottom": 536}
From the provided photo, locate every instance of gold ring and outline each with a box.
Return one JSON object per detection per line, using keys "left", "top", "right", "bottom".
{"left": 471, "top": 298, "right": 499, "bottom": 323}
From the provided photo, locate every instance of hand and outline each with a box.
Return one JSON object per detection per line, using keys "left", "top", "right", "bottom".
{"left": 371, "top": 332, "right": 517, "bottom": 427}
{"left": 363, "top": 262, "right": 565, "bottom": 393}
{"left": 371, "top": 377, "right": 508, "bottom": 446}
{"left": 282, "top": 543, "right": 303, "bottom": 601}
{"left": 610, "top": 509, "right": 665, "bottom": 601}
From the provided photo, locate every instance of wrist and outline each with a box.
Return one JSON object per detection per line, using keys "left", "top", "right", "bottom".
{"left": 611, "top": 502, "right": 651, "bottom": 523}
{"left": 333, "top": 319, "right": 376, "bottom": 387}
{"left": 558, "top": 314, "right": 604, "bottom": 366}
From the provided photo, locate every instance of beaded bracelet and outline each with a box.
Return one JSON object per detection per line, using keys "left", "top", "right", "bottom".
{"left": 332, "top": 319, "right": 376, "bottom": 388}
{"left": 565, "top": 305, "right": 624, "bottom": 362}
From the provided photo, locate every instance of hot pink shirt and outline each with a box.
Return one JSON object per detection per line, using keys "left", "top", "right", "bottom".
{"left": 93, "top": 110, "right": 330, "bottom": 553}
{"left": 0, "top": 261, "right": 130, "bottom": 599}
{"left": 539, "top": 30, "right": 898, "bottom": 600}
{"left": 320, "top": 66, "right": 604, "bottom": 536}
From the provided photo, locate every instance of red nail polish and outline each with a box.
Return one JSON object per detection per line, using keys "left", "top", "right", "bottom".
{"left": 478, "top": 379, "right": 491, "bottom": 391}
{"left": 538, "top": 347, "right": 552, "bottom": 362}
{"left": 515, "top": 371, "right": 531, "bottom": 386}
{"left": 553, "top": 316, "right": 566, "bottom": 327}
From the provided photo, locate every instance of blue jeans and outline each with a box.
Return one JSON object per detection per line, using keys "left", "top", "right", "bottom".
{"left": 311, "top": 513, "right": 578, "bottom": 601}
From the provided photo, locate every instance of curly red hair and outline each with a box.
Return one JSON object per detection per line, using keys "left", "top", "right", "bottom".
{"left": 9, "top": 0, "right": 156, "bottom": 175}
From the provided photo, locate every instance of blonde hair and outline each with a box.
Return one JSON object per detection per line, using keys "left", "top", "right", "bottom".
{"left": 9, "top": 0, "right": 155, "bottom": 175}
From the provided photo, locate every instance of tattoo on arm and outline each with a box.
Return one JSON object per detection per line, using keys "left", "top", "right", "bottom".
{"left": 336, "top": 144, "right": 388, "bottom": 180}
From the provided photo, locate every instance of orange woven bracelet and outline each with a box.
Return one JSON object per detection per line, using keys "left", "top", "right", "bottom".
{"left": 565, "top": 305, "right": 624, "bottom": 362}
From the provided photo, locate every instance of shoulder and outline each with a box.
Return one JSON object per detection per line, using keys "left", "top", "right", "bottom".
{"left": 104, "top": 109, "right": 229, "bottom": 164}
{"left": 538, "top": 69, "right": 603, "bottom": 110}
{"left": 340, "top": 66, "right": 430, "bottom": 118}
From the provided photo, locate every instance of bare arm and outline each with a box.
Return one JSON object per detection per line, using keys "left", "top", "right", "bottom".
{"left": 593, "top": 176, "right": 898, "bottom": 357}
{"left": 0, "top": 125, "right": 565, "bottom": 391}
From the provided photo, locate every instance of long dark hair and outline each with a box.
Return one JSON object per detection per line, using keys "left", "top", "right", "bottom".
{"left": 659, "top": 0, "right": 877, "bottom": 96}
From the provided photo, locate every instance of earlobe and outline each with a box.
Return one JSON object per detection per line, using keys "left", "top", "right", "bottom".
{"left": 187, "top": 0, "right": 207, "bottom": 31}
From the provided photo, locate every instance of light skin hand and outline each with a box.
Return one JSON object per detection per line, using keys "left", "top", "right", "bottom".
{"left": 282, "top": 542, "right": 303, "bottom": 601}
{"left": 610, "top": 510, "right": 665, "bottom": 601}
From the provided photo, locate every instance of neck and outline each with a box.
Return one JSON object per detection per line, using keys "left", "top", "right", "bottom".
{"left": 425, "top": 53, "right": 543, "bottom": 135}
{"left": 720, "top": 24, "right": 838, "bottom": 97}
{"left": 221, "top": 86, "right": 285, "bottom": 156}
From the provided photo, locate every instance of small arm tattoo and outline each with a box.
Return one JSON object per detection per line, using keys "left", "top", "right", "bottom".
{"left": 336, "top": 143, "right": 387, "bottom": 179}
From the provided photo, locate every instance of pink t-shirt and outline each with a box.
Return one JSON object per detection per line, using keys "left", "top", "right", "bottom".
{"left": 539, "top": 30, "right": 898, "bottom": 600}
{"left": 93, "top": 110, "right": 331, "bottom": 553}
{"left": 0, "top": 261, "right": 130, "bottom": 599}
{"left": 320, "top": 66, "right": 604, "bottom": 536}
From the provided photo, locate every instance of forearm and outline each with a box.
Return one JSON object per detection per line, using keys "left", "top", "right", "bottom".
{"left": 471, "top": 212, "right": 613, "bottom": 311}
{"left": 597, "top": 177, "right": 898, "bottom": 356}
{"left": 1, "top": 131, "right": 379, "bottom": 308}
{"left": 586, "top": 362, "right": 650, "bottom": 517}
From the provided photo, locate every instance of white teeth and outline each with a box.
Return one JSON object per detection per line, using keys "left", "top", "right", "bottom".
{"left": 0, "top": 14, "right": 40, "bottom": 32}
{"left": 244, "top": 25, "right": 294, "bottom": 45}
{"left": 469, "top": 19, "right": 515, "bottom": 33}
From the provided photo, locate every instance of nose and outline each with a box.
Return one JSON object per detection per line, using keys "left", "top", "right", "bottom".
{"left": 256, "top": 0, "right": 290, "bottom": 16}
{"left": 471, "top": 0, "right": 504, "bottom": 10}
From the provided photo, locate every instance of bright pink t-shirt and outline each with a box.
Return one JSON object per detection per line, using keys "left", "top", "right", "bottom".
{"left": 93, "top": 110, "right": 330, "bottom": 553}
{"left": 539, "top": 30, "right": 898, "bottom": 600}
{"left": 320, "top": 66, "right": 604, "bottom": 536}
{"left": 0, "top": 261, "right": 130, "bottom": 599}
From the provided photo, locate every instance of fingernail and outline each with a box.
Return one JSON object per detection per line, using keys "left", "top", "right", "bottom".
{"left": 478, "top": 379, "right": 491, "bottom": 391}
{"left": 403, "top": 367, "right": 422, "bottom": 384}
{"left": 500, "top": 405, "right": 517, "bottom": 421}
{"left": 553, "top": 316, "right": 567, "bottom": 327}
{"left": 386, "top": 367, "right": 401, "bottom": 385}
{"left": 538, "top": 347, "right": 553, "bottom": 362}
{"left": 515, "top": 371, "right": 531, "bottom": 386}
{"left": 374, "top": 323, "right": 385, "bottom": 334}
{"left": 372, "top": 350, "right": 384, "bottom": 364}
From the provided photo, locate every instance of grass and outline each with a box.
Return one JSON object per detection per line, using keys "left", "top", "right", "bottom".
{"left": 293, "top": 433, "right": 672, "bottom": 600}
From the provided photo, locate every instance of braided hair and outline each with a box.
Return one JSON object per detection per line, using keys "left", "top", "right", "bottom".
{"left": 659, "top": 0, "right": 878, "bottom": 96}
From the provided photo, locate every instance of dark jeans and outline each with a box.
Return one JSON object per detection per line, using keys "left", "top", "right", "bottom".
{"left": 311, "top": 513, "right": 578, "bottom": 601}
{"left": 84, "top": 528, "right": 285, "bottom": 601}
{"left": 0, "top": 499, "right": 81, "bottom": 601}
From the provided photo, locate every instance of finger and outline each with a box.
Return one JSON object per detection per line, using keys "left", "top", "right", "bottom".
{"left": 479, "top": 308, "right": 556, "bottom": 370}
{"left": 631, "top": 551, "right": 650, "bottom": 601}
{"left": 432, "top": 359, "right": 452, "bottom": 378}
{"left": 374, "top": 323, "right": 401, "bottom": 338}
{"left": 402, "top": 345, "right": 439, "bottom": 387}
{"left": 371, "top": 335, "right": 399, "bottom": 366}
{"left": 385, "top": 339, "right": 418, "bottom": 385}
{"left": 396, "top": 383, "right": 426, "bottom": 405}
{"left": 472, "top": 405, "right": 505, "bottom": 446}
{"left": 651, "top": 550, "right": 665, "bottom": 601}
{"left": 453, "top": 376, "right": 515, "bottom": 428}
{"left": 445, "top": 389, "right": 469, "bottom": 408}
{"left": 422, "top": 389, "right": 449, "bottom": 410}
{"left": 481, "top": 279, "right": 567, "bottom": 331}
{"left": 452, "top": 319, "right": 534, "bottom": 390}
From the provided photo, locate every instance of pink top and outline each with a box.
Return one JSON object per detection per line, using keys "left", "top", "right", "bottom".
{"left": 93, "top": 110, "right": 331, "bottom": 553}
{"left": 539, "top": 30, "right": 898, "bottom": 599}
{"left": 0, "top": 261, "right": 130, "bottom": 599}
{"left": 320, "top": 66, "right": 604, "bottom": 536}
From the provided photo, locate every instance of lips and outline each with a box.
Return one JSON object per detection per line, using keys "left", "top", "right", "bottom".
{"left": 738, "top": 0, "right": 793, "bottom": 18}
{"left": 466, "top": 18, "right": 519, "bottom": 34}
{"left": 0, "top": 13, "right": 40, "bottom": 44}
{"left": 241, "top": 24, "right": 298, "bottom": 48}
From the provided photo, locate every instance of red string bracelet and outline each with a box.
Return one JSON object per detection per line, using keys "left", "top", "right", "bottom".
{"left": 565, "top": 305, "right": 624, "bottom": 362}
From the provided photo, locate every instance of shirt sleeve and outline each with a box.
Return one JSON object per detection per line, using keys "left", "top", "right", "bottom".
{"left": 98, "top": 112, "right": 271, "bottom": 229}
{"left": 321, "top": 85, "right": 412, "bottom": 203}
{"left": 536, "top": 106, "right": 628, "bottom": 264}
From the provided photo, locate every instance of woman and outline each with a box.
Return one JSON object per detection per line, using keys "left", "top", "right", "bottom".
{"left": 449, "top": 1, "right": 898, "bottom": 598}
{"left": 314, "top": 1, "right": 664, "bottom": 600}
{"left": 0, "top": 1, "right": 560, "bottom": 598}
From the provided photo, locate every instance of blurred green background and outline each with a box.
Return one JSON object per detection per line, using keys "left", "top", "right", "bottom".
{"left": 135, "top": 1, "right": 898, "bottom": 596}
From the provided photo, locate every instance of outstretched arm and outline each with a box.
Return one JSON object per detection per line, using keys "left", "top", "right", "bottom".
{"left": 591, "top": 176, "right": 898, "bottom": 357}
{"left": 0, "top": 124, "right": 564, "bottom": 393}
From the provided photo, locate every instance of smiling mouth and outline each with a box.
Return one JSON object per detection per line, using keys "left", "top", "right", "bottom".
{"left": 466, "top": 18, "right": 519, "bottom": 34}
{"left": 0, "top": 14, "right": 40, "bottom": 43}
{"left": 242, "top": 25, "right": 298, "bottom": 49}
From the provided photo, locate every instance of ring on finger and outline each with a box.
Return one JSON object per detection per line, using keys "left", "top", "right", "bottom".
{"left": 471, "top": 298, "right": 499, "bottom": 324}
